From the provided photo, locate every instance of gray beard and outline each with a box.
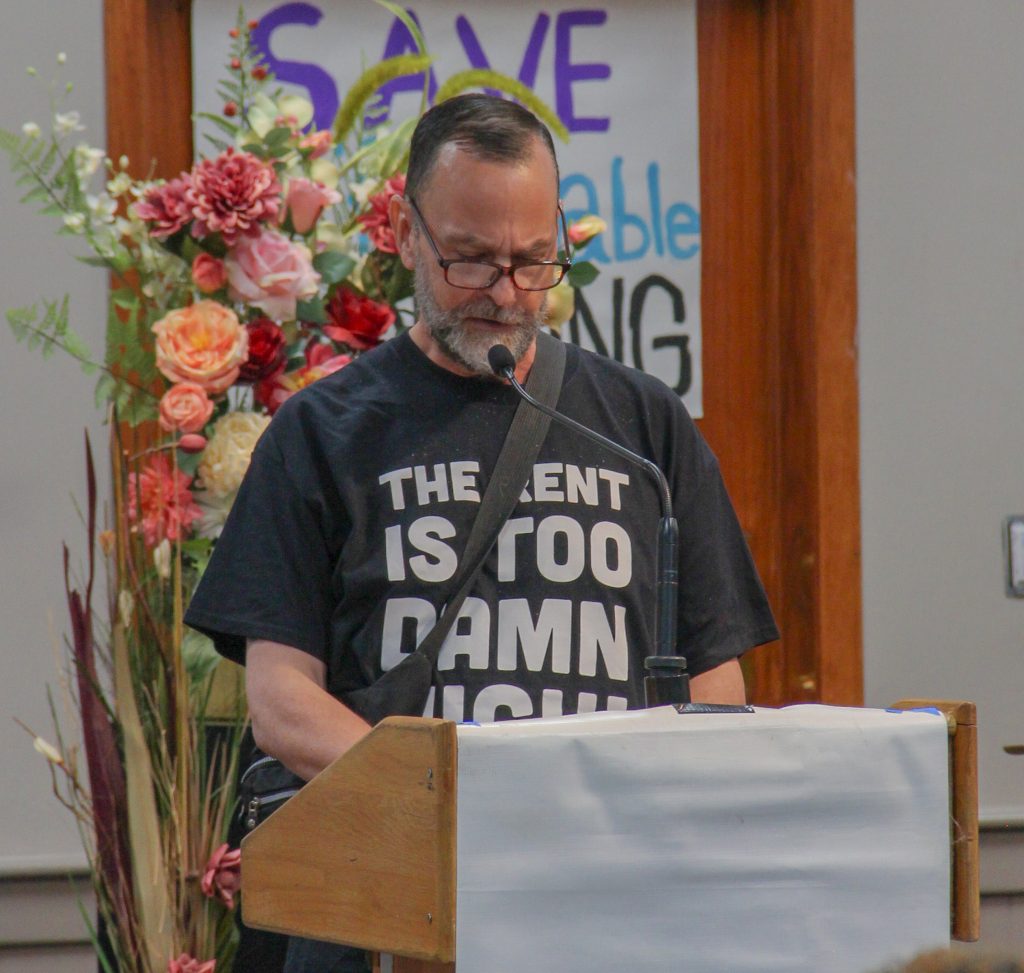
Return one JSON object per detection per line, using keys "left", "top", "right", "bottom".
{"left": 413, "top": 263, "right": 546, "bottom": 378}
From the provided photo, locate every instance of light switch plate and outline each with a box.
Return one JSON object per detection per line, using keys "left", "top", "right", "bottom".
{"left": 1005, "top": 516, "right": 1024, "bottom": 598}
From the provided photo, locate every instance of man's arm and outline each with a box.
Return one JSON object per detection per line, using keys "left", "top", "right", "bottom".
{"left": 245, "top": 639, "right": 372, "bottom": 781}
{"left": 689, "top": 657, "right": 746, "bottom": 705}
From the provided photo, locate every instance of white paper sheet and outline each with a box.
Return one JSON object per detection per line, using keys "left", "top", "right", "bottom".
{"left": 455, "top": 705, "right": 950, "bottom": 973}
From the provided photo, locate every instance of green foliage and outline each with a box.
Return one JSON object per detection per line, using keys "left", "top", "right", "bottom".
{"left": 96, "top": 290, "right": 161, "bottom": 425}
{"left": 6, "top": 296, "right": 94, "bottom": 369}
{"left": 337, "top": 116, "right": 416, "bottom": 180}
{"left": 313, "top": 250, "right": 357, "bottom": 286}
{"left": 296, "top": 298, "right": 328, "bottom": 324}
{"left": 332, "top": 55, "right": 434, "bottom": 144}
{"left": 181, "top": 629, "right": 221, "bottom": 687}
{"left": 568, "top": 260, "right": 600, "bottom": 288}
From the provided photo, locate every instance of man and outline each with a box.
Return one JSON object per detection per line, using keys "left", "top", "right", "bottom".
{"left": 186, "top": 94, "right": 778, "bottom": 972}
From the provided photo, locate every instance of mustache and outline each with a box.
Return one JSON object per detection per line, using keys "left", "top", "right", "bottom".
{"left": 448, "top": 297, "right": 537, "bottom": 327}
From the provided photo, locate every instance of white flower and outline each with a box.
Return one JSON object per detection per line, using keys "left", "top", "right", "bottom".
{"left": 54, "top": 110, "right": 84, "bottom": 135}
{"left": 85, "top": 192, "right": 117, "bottom": 223}
{"left": 74, "top": 143, "right": 105, "bottom": 180}
{"left": 62, "top": 212, "right": 86, "bottom": 232}
{"left": 349, "top": 177, "right": 377, "bottom": 208}
{"left": 118, "top": 589, "right": 134, "bottom": 630}
{"left": 310, "top": 157, "right": 342, "bottom": 190}
{"left": 57, "top": 52, "right": 67, "bottom": 65}
{"left": 114, "top": 215, "right": 135, "bottom": 239}
{"left": 21, "top": 122, "right": 41, "bottom": 139}
{"left": 33, "top": 737, "right": 64, "bottom": 765}
{"left": 107, "top": 171, "right": 132, "bottom": 197}
{"left": 193, "top": 489, "right": 237, "bottom": 539}
{"left": 198, "top": 412, "right": 271, "bottom": 499}
{"left": 153, "top": 538, "right": 172, "bottom": 580}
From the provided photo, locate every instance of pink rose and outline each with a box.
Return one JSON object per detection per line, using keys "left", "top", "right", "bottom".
{"left": 152, "top": 300, "right": 248, "bottom": 394}
{"left": 567, "top": 214, "right": 607, "bottom": 247}
{"left": 158, "top": 382, "right": 214, "bottom": 434}
{"left": 186, "top": 147, "right": 282, "bottom": 246}
{"left": 284, "top": 177, "right": 341, "bottom": 234}
{"left": 226, "top": 229, "right": 320, "bottom": 321}
{"left": 167, "top": 954, "right": 216, "bottom": 973}
{"left": 298, "top": 129, "right": 332, "bottom": 159}
{"left": 191, "top": 253, "right": 227, "bottom": 294}
{"left": 201, "top": 843, "right": 242, "bottom": 909}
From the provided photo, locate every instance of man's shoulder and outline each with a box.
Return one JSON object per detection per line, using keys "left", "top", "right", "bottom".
{"left": 564, "top": 341, "right": 688, "bottom": 411}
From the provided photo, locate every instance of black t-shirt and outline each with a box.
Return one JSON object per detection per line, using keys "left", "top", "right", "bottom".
{"left": 185, "top": 332, "right": 778, "bottom": 722}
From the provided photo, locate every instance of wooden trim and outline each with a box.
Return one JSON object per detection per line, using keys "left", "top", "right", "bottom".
{"left": 104, "top": 0, "right": 194, "bottom": 181}
{"left": 763, "top": 0, "right": 862, "bottom": 705}
{"left": 893, "top": 699, "right": 981, "bottom": 942}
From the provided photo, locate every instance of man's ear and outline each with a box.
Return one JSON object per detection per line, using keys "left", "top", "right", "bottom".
{"left": 389, "top": 194, "right": 417, "bottom": 271}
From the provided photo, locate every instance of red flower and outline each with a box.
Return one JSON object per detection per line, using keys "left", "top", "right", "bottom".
{"left": 255, "top": 346, "right": 351, "bottom": 414}
{"left": 323, "top": 286, "right": 395, "bottom": 350}
{"left": 238, "top": 317, "right": 287, "bottom": 383}
{"left": 186, "top": 148, "right": 282, "bottom": 246}
{"left": 201, "top": 843, "right": 242, "bottom": 909}
{"left": 356, "top": 173, "right": 405, "bottom": 254}
{"left": 134, "top": 175, "right": 193, "bottom": 238}
{"left": 168, "top": 954, "right": 216, "bottom": 973}
{"left": 127, "top": 453, "right": 202, "bottom": 547}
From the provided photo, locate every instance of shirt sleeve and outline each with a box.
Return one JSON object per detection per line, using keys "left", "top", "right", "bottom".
{"left": 669, "top": 413, "right": 780, "bottom": 677}
{"left": 184, "top": 423, "right": 337, "bottom": 666}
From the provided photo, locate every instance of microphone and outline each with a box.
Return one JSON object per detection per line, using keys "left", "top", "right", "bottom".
{"left": 488, "top": 343, "right": 689, "bottom": 707}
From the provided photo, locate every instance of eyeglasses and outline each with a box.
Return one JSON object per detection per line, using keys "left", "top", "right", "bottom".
{"left": 407, "top": 196, "right": 572, "bottom": 292}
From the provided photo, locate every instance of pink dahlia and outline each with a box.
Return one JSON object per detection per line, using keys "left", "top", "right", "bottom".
{"left": 134, "top": 175, "right": 193, "bottom": 238}
{"left": 356, "top": 173, "right": 405, "bottom": 254}
{"left": 127, "top": 453, "right": 202, "bottom": 547}
{"left": 187, "top": 148, "right": 282, "bottom": 246}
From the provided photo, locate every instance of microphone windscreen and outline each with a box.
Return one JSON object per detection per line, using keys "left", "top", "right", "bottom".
{"left": 487, "top": 344, "right": 516, "bottom": 376}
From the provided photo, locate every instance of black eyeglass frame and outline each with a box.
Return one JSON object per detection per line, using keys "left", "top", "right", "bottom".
{"left": 407, "top": 196, "right": 573, "bottom": 292}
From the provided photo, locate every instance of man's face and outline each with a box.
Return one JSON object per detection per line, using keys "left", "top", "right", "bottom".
{"left": 395, "top": 139, "right": 560, "bottom": 377}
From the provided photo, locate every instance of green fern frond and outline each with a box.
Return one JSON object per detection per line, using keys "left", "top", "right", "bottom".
{"left": 332, "top": 54, "right": 433, "bottom": 143}
{"left": 434, "top": 70, "right": 569, "bottom": 142}
{"left": 0, "top": 127, "right": 24, "bottom": 155}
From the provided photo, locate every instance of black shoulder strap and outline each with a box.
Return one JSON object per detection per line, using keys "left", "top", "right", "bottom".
{"left": 416, "top": 332, "right": 566, "bottom": 666}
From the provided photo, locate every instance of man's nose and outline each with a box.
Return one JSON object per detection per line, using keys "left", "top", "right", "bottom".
{"left": 489, "top": 271, "right": 518, "bottom": 307}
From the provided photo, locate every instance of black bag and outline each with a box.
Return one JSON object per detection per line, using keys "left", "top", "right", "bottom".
{"left": 239, "top": 334, "right": 566, "bottom": 829}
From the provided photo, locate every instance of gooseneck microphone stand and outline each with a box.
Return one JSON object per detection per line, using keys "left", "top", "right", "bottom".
{"left": 488, "top": 345, "right": 690, "bottom": 708}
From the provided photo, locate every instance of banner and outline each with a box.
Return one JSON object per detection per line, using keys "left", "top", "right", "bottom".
{"left": 193, "top": 1, "right": 703, "bottom": 414}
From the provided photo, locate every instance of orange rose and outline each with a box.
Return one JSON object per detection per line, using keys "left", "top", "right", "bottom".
{"left": 152, "top": 300, "right": 248, "bottom": 394}
{"left": 158, "top": 381, "right": 214, "bottom": 434}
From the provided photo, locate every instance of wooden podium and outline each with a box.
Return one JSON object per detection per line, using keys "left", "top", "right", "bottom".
{"left": 242, "top": 703, "right": 977, "bottom": 973}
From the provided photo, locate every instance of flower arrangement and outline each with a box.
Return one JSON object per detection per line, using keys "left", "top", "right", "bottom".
{"left": 3, "top": 6, "right": 603, "bottom": 971}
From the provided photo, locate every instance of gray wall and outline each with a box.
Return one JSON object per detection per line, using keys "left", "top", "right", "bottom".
{"left": 857, "top": 0, "right": 1024, "bottom": 821}
{"left": 0, "top": 0, "right": 106, "bottom": 875}
{"left": 0, "top": 0, "right": 1021, "bottom": 961}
